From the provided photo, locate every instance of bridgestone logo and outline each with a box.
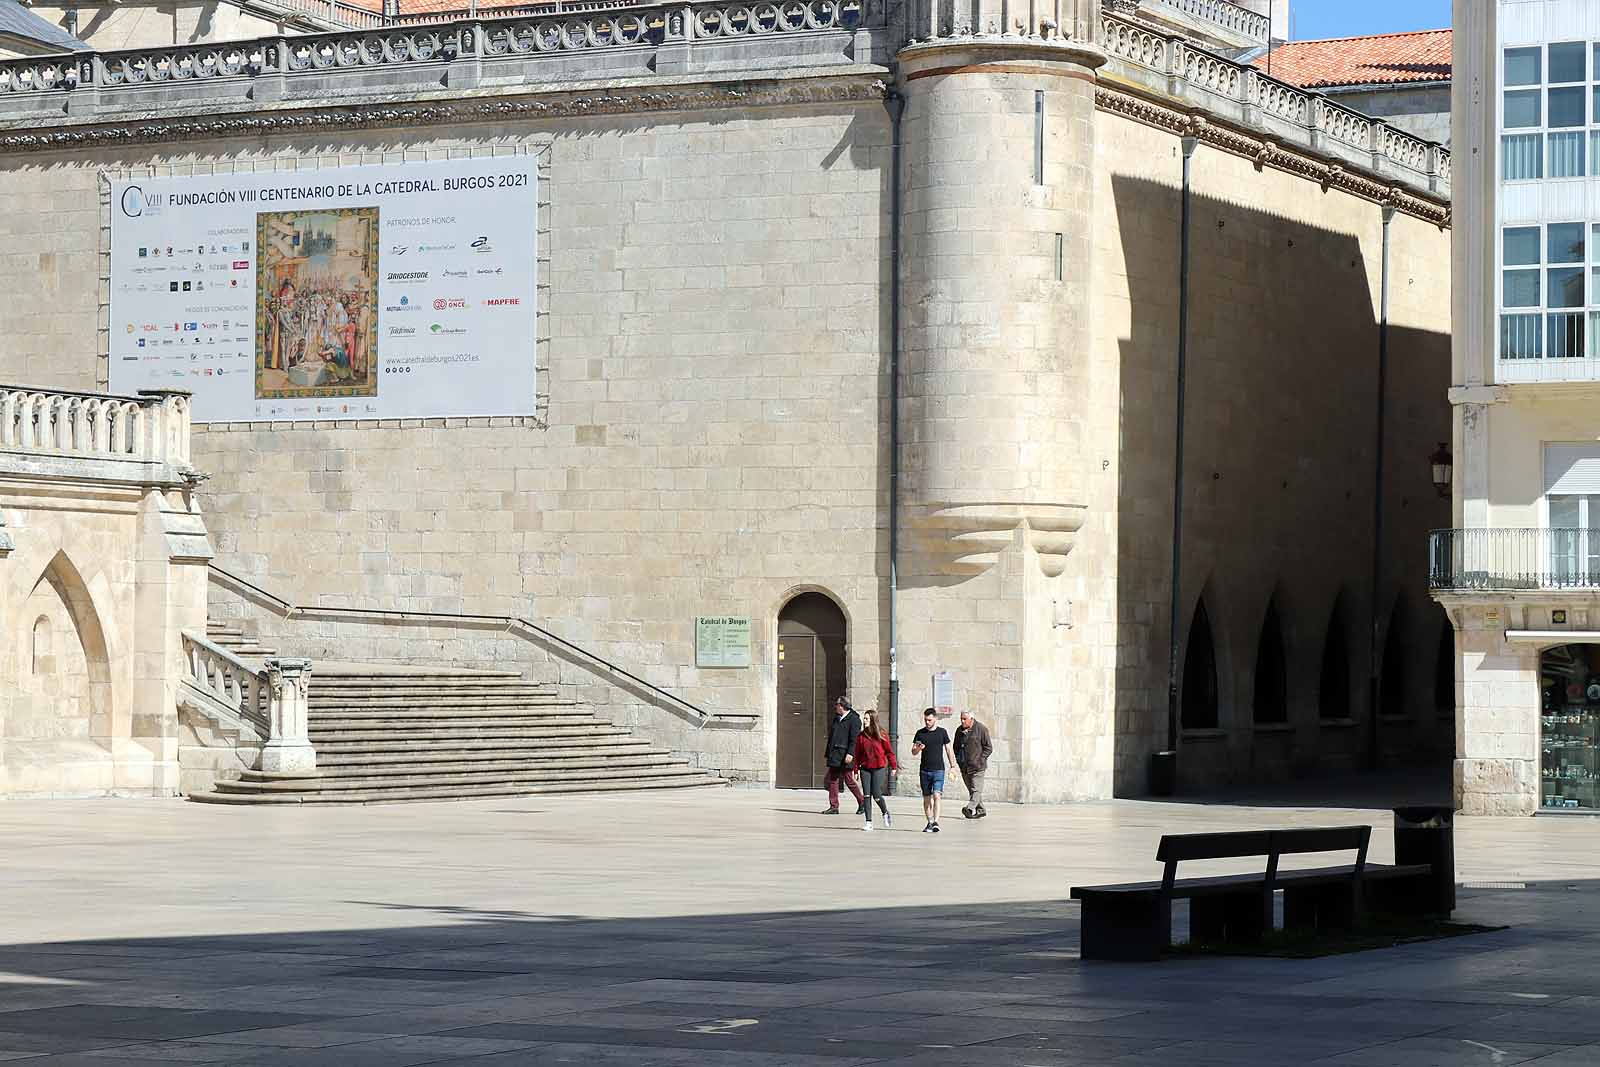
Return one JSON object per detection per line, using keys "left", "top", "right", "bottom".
{"left": 386, "top": 272, "right": 428, "bottom": 282}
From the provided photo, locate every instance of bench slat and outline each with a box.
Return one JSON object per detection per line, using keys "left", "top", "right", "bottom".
{"left": 1069, "top": 863, "right": 1431, "bottom": 900}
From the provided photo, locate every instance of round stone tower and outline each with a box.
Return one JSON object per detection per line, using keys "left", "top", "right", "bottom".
{"left": 897, "top": 0, "right": 1103, "bottom": 576}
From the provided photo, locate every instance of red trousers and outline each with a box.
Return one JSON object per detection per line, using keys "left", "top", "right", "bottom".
{"left": 825, "top": 764, "right": 864, "bottom": 809}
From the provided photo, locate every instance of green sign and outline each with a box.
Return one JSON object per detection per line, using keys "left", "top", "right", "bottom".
{"left": 696, "top": 616, "right": 752, "bottom": 668}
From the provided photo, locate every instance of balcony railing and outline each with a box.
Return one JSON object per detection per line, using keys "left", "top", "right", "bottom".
{"left": 1430, "top": 528, "right": 1600, "bottom": 591}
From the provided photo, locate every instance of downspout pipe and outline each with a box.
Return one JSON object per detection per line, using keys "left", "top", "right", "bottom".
{"left": 1157, "top": 134, "right": 1199, "bottom": 795}
{"left": 886, "top": 89, "right": 905, "bottom": 756}
{"left": 1368, "top": 202, "right": 1396, "bottom": 769}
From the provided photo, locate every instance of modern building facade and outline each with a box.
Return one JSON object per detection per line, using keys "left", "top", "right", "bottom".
{"left": 0, "top": 0, "right": 1454, "bottom": 801}
{"left": 1439, "top": 0, "right": 1600, "bottom": 815}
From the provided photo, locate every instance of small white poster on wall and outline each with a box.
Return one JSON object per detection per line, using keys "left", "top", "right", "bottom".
{"left": 108, "top": 157, "right": 537, "bottom": 423}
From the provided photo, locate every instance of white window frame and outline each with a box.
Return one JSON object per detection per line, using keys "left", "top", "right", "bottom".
{"left": 1498, "top": 222, "right": 1588, "bottom": 360}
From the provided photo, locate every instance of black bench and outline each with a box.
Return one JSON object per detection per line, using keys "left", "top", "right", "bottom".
{"left": 1069, "top": 825, "right": 1438, "bottom": 961}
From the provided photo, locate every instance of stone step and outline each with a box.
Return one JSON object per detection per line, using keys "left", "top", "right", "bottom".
{"left": 310, "top": 737, "right": 653, "bottom": 757}
{"left": 231, "top": 757, "right": 694, "bottom": 788}
{"left": 308, "top": 723, "right": 608, "bottom": 739}
{"left": 215, "top": 764, "right": 713, "bottom": 791}
{"left": 307, "top": 695, "right": 570, "bottom": 709}
{"left": 306, "top": 703, "right": 583, "bottom": 716}
{"left": 313, "top": 670, "right": 525, "bottom": 683}
{"left": 315, "top": 750, "right": 671, "bottom": 773}
{"left": 187, "top": 774, "right": 727, "bottom": 805}
{"left": 309, "top": 724, "right": 628, "bottom": 743}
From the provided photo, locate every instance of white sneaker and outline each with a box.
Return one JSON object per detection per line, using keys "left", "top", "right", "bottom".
{"left": 861, "top": 822, "right": 873, "bottom": 831}
{"left": 883, "top": 811, "right": 892, "bottom": 828}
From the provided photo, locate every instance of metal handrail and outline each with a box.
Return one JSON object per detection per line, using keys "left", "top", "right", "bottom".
{"left": 207, "top": 564, "right": 744, "bottom": 725}
{"left": 1429, "top": 528, "right": 1600, "bottom": 591}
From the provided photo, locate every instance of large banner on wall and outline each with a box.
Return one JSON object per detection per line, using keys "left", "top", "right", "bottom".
{"left": 109, "top": 157, "right": 537, "bottom": 422}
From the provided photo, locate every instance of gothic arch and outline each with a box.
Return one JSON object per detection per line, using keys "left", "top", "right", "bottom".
{"left": 1181, "top": 594, "right": 1220, "bottom": 731}
{"left": 1379, "top": 596, "right": 1409, "bottom": 719}
{"left": 1319, "top": 591, "right": 1353, "bottom": 722}
{"left": 1252, "top": 594, "right": 1288, "bottom": 725}
{"left": 14, "top": 550, "right": 115, "bottom": 744}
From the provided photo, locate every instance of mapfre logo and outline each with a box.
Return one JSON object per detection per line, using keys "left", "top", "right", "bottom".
{"left": 483, "top": 298, "right": 521, "bottom": 307}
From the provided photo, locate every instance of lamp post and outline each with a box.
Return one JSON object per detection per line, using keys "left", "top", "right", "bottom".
{"left": 1430, "top": 443, "right": 1453, "bottom": 498}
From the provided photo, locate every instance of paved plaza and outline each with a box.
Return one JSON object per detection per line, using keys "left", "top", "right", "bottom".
{"left": 1, "top": 785, "right": 1599, "bottom": 1065}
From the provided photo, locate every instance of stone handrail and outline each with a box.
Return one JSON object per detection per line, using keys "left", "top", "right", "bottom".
{"left": 180, "top": 629, "right": 270, "bottom": 739}
{"left": 274, "top": 0, "right": 390, "bottom": 29}
{"left": 207, "top": 563, "right": 757, "bottom": 727}
{"left": 180, "top": 630, "right": 316, "bottom": 772}
{"left": 1100, "top": 9, "right": 1449, "bottom": 196}
{"left": 0, "top": 385, "right": 192, "bottom": 467}
{"left": 0, "top": 0, "right": 870, "bottom": 97}
{"left": 1148, "top": 0, "right": 1268, "bottom": 43}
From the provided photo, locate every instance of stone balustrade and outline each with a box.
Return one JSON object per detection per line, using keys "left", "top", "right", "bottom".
{"left": 0, "top": 386, "right": 192, "bottom": 470}
{"left": 1144, "top": 0, "right": 1268, "bottom": 43}
{"left": 1100, "top": 9, "right": 1450, "bottom": 197}
{"left": 179, "top": 631, "right": 316, "bottom": 773}
{"left": 0, "top": 0, "right": 872, "bottom": 105}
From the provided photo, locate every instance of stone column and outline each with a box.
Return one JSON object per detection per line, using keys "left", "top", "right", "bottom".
{"left": 260, "top": 658, "right": 317, "bottom": 774}
{"left": 895, "top": 0, "right": 1107, "bottom": 800}
{"left": 1452, "top": 603, "right": 1539, "bottom": 815}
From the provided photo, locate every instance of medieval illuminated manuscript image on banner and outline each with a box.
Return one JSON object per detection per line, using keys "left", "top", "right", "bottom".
{"left": 255, "top": 207, "right": 379, "bottom": 400}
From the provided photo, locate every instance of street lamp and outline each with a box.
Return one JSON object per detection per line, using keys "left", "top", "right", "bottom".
{"left": 1430, "top": 442, "right": 1453, "bottom": 498}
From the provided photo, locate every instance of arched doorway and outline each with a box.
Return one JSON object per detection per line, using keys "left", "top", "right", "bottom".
{"left": 776, "top": 592, "right": 847, "bottom": 790}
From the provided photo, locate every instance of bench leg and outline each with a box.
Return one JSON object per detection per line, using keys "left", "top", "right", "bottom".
{"left": 1366, "top": 874, "right": 1432, "bottom": 917}
{"left": 1190, "top": 892, "right": 1268, "bottom": 946}
{"left": 1283, "top": 884, "right": 1358, "bottom": 932}
{"left": 1078, "top": 895, "right": 1170, "bottom": 962}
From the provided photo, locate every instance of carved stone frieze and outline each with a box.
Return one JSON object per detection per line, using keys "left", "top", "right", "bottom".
{"left": 1094, "top": 84, "right": 1451, "bottom": 226}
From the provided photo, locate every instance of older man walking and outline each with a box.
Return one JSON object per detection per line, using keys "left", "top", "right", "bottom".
{"left": 953, "top": 710, "right": 993, "bottom": 819}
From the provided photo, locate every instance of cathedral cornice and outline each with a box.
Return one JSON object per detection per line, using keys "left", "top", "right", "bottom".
{"left": 1094, "top": 83, "right": 1452, "bottom": 227}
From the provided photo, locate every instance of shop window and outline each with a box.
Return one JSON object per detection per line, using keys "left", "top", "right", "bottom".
{"left": 1318, "top": 599, "right": 1351, "bottom": 722}
{"left": 1181, "top": 600, "right": 1219, "bottom": 731}
{"left": 1252, "top": 600, "right": 1287, "bottom": 725}
{"left": 1541, "top": 644, "right": 1600, "bottom": 809}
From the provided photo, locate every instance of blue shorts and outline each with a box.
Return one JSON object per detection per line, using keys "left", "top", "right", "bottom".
{"left": 919, "top": 770, "right": 945, "bottom": 797}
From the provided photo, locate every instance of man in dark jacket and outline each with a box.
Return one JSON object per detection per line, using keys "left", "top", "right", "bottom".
{"left": 821, "top": 696, "right": 865, "bottom": 815}
{"left": 953, "top": 710, "right": 993, "bottom": 819}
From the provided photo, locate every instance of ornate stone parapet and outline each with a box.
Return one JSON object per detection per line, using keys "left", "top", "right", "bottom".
{"left": 902, "top": 0, "right": 1100, "bottom": 47}
{"left": 0, "top": 385, "right": 197, "bottom": 485}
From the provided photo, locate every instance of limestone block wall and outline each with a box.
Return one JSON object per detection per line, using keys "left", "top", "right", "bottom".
{"left": 0, "top": 103, "right": 896, "bottom": 786}
{"left": 25, "top": 3, "right": 284, "bottom": 52}
{"left": 1090, "top": 106, "right": 1454, "bottom": 794}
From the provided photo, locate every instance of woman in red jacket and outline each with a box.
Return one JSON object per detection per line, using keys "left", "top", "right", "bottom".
{"left": 854, "top": 710, "right": 898, "bottom": 830}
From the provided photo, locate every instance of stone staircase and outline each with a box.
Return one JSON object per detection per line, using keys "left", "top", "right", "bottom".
{"left": 188, "top": 625, "right": 727, "bottom": 804}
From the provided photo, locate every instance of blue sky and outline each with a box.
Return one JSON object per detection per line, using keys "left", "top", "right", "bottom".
{"left": 1289, "top": 0, "right": 1451, "bottom": 40}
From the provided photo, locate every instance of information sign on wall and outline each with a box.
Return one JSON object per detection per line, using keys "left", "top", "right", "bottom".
{"left": 109, "top": 157, "right": 537, "bottom": 422}
{"left": 933, "top": 671, "right": 955, "bottom": 715}
{"left": 696, "top": 616, "right": 752, "bottom": 668}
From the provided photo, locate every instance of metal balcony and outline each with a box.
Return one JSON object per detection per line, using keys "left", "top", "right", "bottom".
{"left": 1429, "top": 528, "right": 1600, "bottom": 592}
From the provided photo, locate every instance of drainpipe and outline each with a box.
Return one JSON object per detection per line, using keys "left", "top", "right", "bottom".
{"left": 1368, "top": 202, "right": 1396, "bottom": 770}
{"left": 885, "top": 89, "right": 905, "bottom": 757}
{"left": 1156, "top": 133, "right": 1199, "bottom": 796}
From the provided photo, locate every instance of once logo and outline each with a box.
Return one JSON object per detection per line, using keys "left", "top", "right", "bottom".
{"left": 432, "top": 297, "right": 467, "bottom": 310}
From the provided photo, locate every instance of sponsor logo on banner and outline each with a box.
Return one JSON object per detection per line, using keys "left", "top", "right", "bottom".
{"left": 388, "top": 326, "right": 417, "bottom": 337}
{"left": 483, "top": 298, "right": 521, "bottom": 307}
{"left": 471, "top": 236, "right": 492, "bottom": 253}
{"left": 138, "top": 247, "right": 148, "bottom": 258}
{"left": 390, "top": 245, "right": 408, "bottom": 256}
{"left": 137, "top": 339, "right": 145, "bottom": 348}
{"left": 386, "top": 271, "right": 428, "bottom": 283}
{"left": 442, "top": 268, "right": 468, "bottom": 280}
{"left": 475, "top": 267, "right": 503, "bottom": 276}
{"left": 418, "top": 243, "right": 455, "bottom": 253}
{"left": 429, "top": 323, "right": 467, "bottom": 336}
{"left": 232, "top": 260, "right": 249, "bottom": 270}
{"left": 169, "top": 282, "right": 179, "bottom": 292}
{"left": 382, "top": 295, "right": 415, "bottom": 313}
{"left": 432, "top": 297, "right": 467, "bottom": 311}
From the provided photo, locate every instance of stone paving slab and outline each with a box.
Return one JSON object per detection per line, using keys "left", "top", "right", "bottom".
{"left": 1, "top": 788, "right": 1599, "bottom": 1063}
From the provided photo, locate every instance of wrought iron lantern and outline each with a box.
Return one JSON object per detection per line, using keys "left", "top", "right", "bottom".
{"left": 1429, "top": 442, "right": 1452, "bottom": 498}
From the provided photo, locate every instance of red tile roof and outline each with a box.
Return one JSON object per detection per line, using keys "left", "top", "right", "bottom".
{"left": 1253, "top": 29, "right": 1451, "bottom": 89}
